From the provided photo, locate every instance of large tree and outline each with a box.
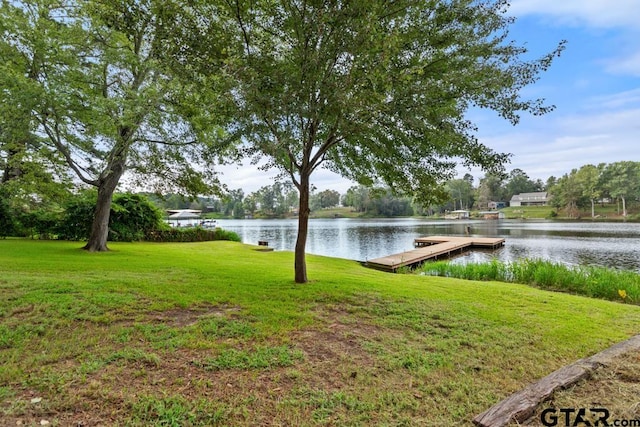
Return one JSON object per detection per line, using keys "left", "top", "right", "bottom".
{"left": 0, "top": 0, "right": 43, "bottom": 185}
{"left": 602, "top": 161, "right": 640, "bottom": 217}
{"left": 549, "top": 169, "right": 582, "bottom": 218}
{"left": 575, "top": 163, "right": 602, "bottom": 218}
{"left": 446, "top": 178, "right": 474, "bottom": 210}
{"left": 476, "top": 172, "right": 506, "bottom": 209}
{"left": 0, "top": 0, "right": 72, "bottom": 206}
{"left": 504, "top": 168, "right": 537, "bottom": 201}
{"left": 2, "top": 0, "right": 229, "bottom": 251}
{"left": 189, "top": 0, "right": 563, "bottom": 282}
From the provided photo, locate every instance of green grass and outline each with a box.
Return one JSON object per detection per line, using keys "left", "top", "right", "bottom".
{"left": 498, "top": 206, "right": 555, "bottom": 219}
{"left": 1, "top": 239, "right": 639, "bottom": 426}
{"left": 497, "top": 203, "right": 639, "bottom": 220}
{"left": 419, "top": 258, "right": 640, "bottom": 304}
{"left": 310, "top": 206, "right": 363, "bottom": 218}
{"left": 197, "top": 345, "right": 304, "bottom": 371}
{"left": 130, "top": 395, "right": 228, "bottom": 426}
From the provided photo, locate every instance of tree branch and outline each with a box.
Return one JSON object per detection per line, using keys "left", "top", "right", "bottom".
{"left": 39, "top": 116, "right": 97, "bottom": 186}
{"left": 137, "top": 138, "right": 199, "bottom": 146}
{"left": 308, "top": 120, "right": 341, "bottom": 168}
{"left": 227, "top": 0, "right": 252, "bottom": 56}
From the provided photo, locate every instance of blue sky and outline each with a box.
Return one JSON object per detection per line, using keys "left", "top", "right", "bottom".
{"left": 218, "top": 0, "right": 640, "bottom": 193}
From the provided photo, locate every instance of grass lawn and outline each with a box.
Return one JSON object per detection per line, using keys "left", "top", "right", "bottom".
{"left": 1, "top": 240, "right": 639, "bottom": 426}
{"left": 498, "top": 204, "right": 639, "bottom": 220}
{"left": 498, "top": 206, "right": 555, "bottom": 219}
{"left": 310, "top": 207, "right": 363, "bottom": 218}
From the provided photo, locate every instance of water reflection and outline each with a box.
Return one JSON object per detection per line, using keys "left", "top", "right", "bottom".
{"left": 217, "top": 218, "right": 640, "bottom": 272}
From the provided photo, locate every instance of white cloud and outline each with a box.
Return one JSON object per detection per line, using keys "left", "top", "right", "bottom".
{"left": 217, "top": 160, "right": 355, "bottom": 194}
{"left": 217, "top": 162, "right": 277, "bottom": 193}
{"left": 509, "top": 0, "right": 640, "bottom": 29}
{"left": 604, "top": 51, "right": 640, "bottom": 76}
{"left": 475, "top": 96, "right": 640, "bottom": 181}
{"left": 586, "top": 88, "right": 640, "bottom": 109}
{"left": 560, "top": 107, "right": 640, "bottom": 133}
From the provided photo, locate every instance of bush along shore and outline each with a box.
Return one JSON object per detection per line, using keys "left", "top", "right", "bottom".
{"left": 418, "top": 258, "right": 640, "bottom": 305}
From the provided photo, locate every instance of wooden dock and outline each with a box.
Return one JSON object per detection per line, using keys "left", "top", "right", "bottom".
{"left": 366, "top": 235, "right": 505, "bottom": 272}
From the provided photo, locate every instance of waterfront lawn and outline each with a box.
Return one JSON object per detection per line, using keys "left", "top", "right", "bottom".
{"left": 310, "top": 206, "right": 363, "bottom": 218}
{"left": 499, "top": 204, "right": 639, "bottom": 220}
{"left": 1, "top": 240, "right": 639, "bottom": 426}
{"left": 499, "top": 206, "right": 555, "bottom": 219}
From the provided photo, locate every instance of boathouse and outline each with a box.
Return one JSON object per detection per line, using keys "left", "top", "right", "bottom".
{"left": 479, "top": 211, "right": 505, "bottom": 220}
{"left": 445, "top": 209, "right": 470, "bottom": 219}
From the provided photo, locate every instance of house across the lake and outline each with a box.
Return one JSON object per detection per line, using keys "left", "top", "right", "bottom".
{"left": 487, "top": 201, "right": 506, "bottom": 210}
{"left": 509, "top": 192, "right": 548, "bottom": 207}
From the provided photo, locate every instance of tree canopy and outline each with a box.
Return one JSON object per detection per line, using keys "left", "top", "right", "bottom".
{"left": 1, "top": 0, "right": 230, "bottom": 251}
{"left": 548, "top": 162, "right": 640, "bottom": 218}
{"left": 3, "top": 0, "right": 565, "bottom": 282}
{"left": 182, "top": 0, "right": 564, "bottom": 282}
{"left": 0, "top": 0, "right": 72, "bottom": 207}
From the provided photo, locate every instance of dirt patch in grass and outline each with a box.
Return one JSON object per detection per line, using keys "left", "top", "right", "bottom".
{"left": 294, "top": 317, "right": 379, "bottom": 361}
{"left": 109, "top": 302, "right": 243, "bottom": 328}
{"left": 145, "top": 303, "right": 242, "bottom": 327}
{"left": 514, "top": 350, "right": 640, "bottom": 426}
{"left": 4, "top": 340, "right": 372, "bottom": 426}
{"left": 295, "top": 327, "right": 369, "bottom": 363}
{"left": 5, "top": 348, "right": 295, "bottom": 426}
{"left": 2, "top": 306, "right": 395, "bottom": 426}
{"left": 7, "top": 304, "right": 36, "bottom": 318}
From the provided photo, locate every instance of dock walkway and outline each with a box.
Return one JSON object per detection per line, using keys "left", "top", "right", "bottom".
{"left": 366, "top": 235, "right": 505, "bottom": 272}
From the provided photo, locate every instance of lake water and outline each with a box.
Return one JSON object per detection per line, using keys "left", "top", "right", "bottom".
{"left": 213, "top": 218, "right": 640, "bottom": 272}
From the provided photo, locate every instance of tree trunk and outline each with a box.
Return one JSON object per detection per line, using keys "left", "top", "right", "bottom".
{"left": 294, "top": 174, "right": 310, "bottom": 283}
{"left": 1, "top": 147, "right": 23, "bottom": 183}
{"left": 83, "top": 161, "right": 125, "bottom": 252}
{"left": 621, "top": 196, "right": 627, "bottom": 217}
{"left": 2, "top": 124, "right": 31, "bottom": 183}
{"left": 591, "top": 199, "right": 595, "bottom": 218}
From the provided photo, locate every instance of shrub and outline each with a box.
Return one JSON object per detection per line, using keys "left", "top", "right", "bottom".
{"left": 56, "top": 191, "right": 166, "bottom": 242}
{"left": 18, "top": 208, "right": 62, "bottom": 239}
{"left": 0, "top": 190, "right": 16, "bottom": 238}
{"left": 56, "top": 190, "right": 96, "bottom": 241}
{"left": 144, "top": 227, "right": 240, "bottom": 243}
{"left": 109, "top": 193, "right": 167, "bottom": 242}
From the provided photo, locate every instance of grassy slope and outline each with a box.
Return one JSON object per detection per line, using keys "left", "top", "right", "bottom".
{"left": 498, "top": 204, "right": 639, "bottom": 220}
{"left": 1, "top": 240, "right": 639, "bottom": 426}
{"left": 310, "top": 207, "right": 363, "bottom": 218}
{"left": 498, "top": 206, "right": 554, "bottom": 219}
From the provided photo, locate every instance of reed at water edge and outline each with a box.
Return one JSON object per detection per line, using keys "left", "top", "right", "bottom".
{"left": 418, "top": 258, "right": 640, "bottom": 305}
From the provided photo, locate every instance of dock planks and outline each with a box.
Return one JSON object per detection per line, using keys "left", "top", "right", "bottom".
{"left": 366, "top": 235, "right": 505, "bottom": 272}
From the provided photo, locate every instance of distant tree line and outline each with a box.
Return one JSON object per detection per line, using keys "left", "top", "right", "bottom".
{"left": 133, "top": 161, "right": 640, "bottom": 220}
{"left": 435, "top": 162, "right": 640, "bottom": 218}
{"left": 439, "top": 161, "right": 640, "bottom": 218}
{"left": 147, "top": 184, "right": 416, "bottom": 218}
{"left": 342, "top": 187, "right": 414, "bottom": 217}
{"left": 2, "top": 161, "right": 638, "bottom": 240}
{"left": 548, "top": 161, "right": 640, "bottom": 218}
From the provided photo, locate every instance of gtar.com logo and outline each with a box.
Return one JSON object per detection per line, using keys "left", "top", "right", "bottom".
{"left": 540, "top": 407, "right": 640, "bottom": 427}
